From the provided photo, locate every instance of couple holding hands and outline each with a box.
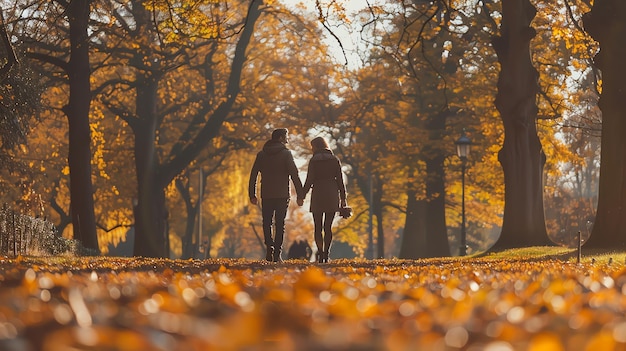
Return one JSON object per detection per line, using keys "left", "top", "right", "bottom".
{"left": 248, "top": 128, "right": 351, "bottom": 263}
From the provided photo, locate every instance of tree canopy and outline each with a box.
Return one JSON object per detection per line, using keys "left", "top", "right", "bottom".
{"left": 0, "top": 0, "right": 612, "bottom": 258}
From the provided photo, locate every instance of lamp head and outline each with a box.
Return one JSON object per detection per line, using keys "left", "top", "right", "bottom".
{"left": 455, "top": 133, "right": 471, "bottom": 160}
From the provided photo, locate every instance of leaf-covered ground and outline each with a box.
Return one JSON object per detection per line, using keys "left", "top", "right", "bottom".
{"left": 0, "top": 251, "right": 625, "bottom": 351}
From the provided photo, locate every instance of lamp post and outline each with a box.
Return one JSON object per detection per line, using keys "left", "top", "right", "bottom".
{"left": 365, "top": 173, "right": 374, "bottom": 259}
{"left": 455, "top": 132, "right": 471, "bottom": 256}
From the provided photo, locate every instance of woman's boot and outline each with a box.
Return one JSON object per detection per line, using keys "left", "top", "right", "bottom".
{"left": 322, "top": 251, "right": 329, "bottom": 263}
{"left": 273, "top": 247, "right": 284, "bottom": 263}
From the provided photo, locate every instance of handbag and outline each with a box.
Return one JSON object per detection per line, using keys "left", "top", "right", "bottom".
{"left": 338, "top": 206, "right": 353, "bottom": 219}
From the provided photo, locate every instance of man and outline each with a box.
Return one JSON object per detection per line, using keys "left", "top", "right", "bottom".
{"left": 249, "top": 128, "right": 304, "bottom": 262}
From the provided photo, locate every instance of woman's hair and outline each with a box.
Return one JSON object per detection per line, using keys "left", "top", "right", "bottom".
{"left": 311, "top": 136, "right": 330, "bottom": 152}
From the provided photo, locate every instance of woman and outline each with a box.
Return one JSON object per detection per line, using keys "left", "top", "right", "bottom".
{"left": 301, "top": 137, "right": 347, "bottom": 263}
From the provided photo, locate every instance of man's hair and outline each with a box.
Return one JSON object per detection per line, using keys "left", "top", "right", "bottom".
{"left": 271, "top": 128, "right": 288, "bottom": 140}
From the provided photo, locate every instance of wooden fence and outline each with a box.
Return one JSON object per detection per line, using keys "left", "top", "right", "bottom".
{"left": 0, "top": 204, "right": 78, "bottom": 256}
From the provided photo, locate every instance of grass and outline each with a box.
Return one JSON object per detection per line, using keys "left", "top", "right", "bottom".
{"left": 480, "top": 246, "right": 626, "bottom": 265}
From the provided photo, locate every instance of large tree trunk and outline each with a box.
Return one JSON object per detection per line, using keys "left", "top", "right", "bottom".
{"left": 126, "top": 1, "right": 168, "bottom": 258}
{"left": 582, "top": 1, "right": 626, "bottom": 248}
{"left": 65, "top": 0, "right": 99, "bottom": 253}
{"left": 423, "top": 109, "right": 451, "bottom": 257}
{"left": 425, "top": 154, "right": 450, "bottom": 257}
{"left": 489, "top": 0, "right": 552, "bottom": 250}
{"left": 399, "top": 172, "right": 429, "bottom": 259}
{"left": 132, "top": 73, "right": 168, "bottom": 257}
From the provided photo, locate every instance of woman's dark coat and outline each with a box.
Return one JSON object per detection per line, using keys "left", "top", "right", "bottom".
{"left": 302, "top": 149, "right": 346, "bottom": 213}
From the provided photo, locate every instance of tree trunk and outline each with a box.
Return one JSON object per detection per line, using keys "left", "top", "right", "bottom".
{"left": 399, "top": 109, "right": 451, "bottom": 258}
{"left": 353, "top": 170, "right": 377, "bottom": 258}
{"left": 176, "top": 177, "right": 199, "bottom": 259}
{"left": 132, "top": 73, "right": 168, "bottom": 257}
{"left": 181, "top": 210, "right": 197, "bottom": 259}
{"left": 582, "top": 1, "right": 626, "bottom": 248}
{"left": 49, "top": 181, "right": 72, "bottom": 237}
{"left": 489, "top": 0, "right": 552, "bottom": 250}
{"left": 425, "top": 154, "right": 451, "bottom": 257}
{"left": 399, "top": 177, "right": 429, "bottom": 259}
{"left": 423, "top": 109, "right": 451, "bottom": 257}
{"left": 372, "top": 175, "right": 384, "bottom": 258}
{"left": 65, "top": 0, "right": 99, "bottom": 253}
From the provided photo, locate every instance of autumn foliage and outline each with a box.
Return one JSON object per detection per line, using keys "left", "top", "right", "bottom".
{"left": 0, "top": 1, "right": 605, "bottom": 258}
{"left": 1, "top": 253, "right": 625, "bottom": 350}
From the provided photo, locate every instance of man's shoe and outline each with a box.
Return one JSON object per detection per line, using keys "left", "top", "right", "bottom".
{"left": 266, "top": 246, "right": 274, "bottom": 262}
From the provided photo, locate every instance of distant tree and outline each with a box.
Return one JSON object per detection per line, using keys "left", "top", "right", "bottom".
{"left": 348, "top": 1, "right": 485, "bottom": 258}
{"left": 91, "top": 0, "right": 263, "bottom": 257}
{"left": 175, "top": 155, "right": 228, "bottom": 259}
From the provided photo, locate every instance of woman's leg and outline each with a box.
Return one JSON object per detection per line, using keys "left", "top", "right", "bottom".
{"left": 322, "top": 211, "right": 336, "bottom": 261}
{"left": 312, "top": 212, "right": 323, "bottom": 262}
